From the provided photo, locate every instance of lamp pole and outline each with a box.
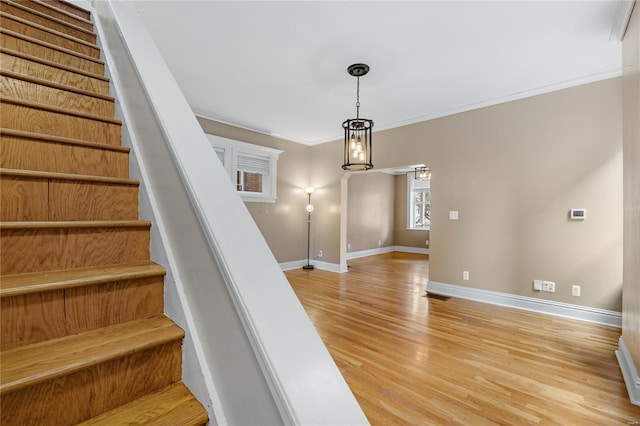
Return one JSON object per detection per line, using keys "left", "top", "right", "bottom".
{"left": 303, "top": 188, "right": 314, "bottom": 270}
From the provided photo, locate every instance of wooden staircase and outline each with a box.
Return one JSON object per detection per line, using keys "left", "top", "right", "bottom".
{"left": 0, "top": 1, "right": 209, "bottom": 424}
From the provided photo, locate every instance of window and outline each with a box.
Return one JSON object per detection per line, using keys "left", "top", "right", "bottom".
{"left": 207, "top": 134, "right": 282, "bottom": 203}
{"left": 407, "top": 172, "right": 430, "bottom": 230}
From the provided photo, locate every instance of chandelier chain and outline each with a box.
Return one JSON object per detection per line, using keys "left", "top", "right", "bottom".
{"left": 356, "top": 77, "right": 360, "bottom": 119}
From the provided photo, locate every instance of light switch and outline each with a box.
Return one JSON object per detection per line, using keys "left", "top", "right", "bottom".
{"left": 449, "top": 210, "right": 458, "bottom": 220}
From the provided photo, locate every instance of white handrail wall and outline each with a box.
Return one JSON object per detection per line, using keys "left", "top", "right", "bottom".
{"left": 92, "top": 1, "right": 368, "bottom": 424}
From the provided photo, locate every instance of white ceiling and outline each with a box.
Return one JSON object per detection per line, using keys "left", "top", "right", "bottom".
{"left": 131, "top": 1, "right": 624, "bottom": 146}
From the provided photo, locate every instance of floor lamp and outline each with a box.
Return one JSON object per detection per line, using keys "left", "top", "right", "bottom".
{"left": 303, "top": 187, "right": 314, "bottom": 270}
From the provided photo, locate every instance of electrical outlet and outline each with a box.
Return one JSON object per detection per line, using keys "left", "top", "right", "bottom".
{"left": 533, "top": 280, "right": 543, "bottom": 291}
{"left": 318, "top": 250, "right": 323, "bottom": 258}
{"left": 572, "top": 285, "right": 581, "bottom": 297}
{"left": 347, "top": 243, "right": 351, "bottom": 250}
{"left": 463, "top": 270, "right": 469, "bottom": 280}
{"left": 425, "top": 239, "right": 429, "bottom": 246}
{"left": 542, "top": 280, "right": 555, "bottom": 293}
{"left": 378, "top": 240, "right": 382, "bottom": 246}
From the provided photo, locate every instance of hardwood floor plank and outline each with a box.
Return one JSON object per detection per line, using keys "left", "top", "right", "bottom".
{"left": 285, "top": 252, "right": 640, "bottom": 425}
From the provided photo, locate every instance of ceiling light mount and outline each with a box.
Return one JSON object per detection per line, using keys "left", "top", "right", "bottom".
{"left": 342, "top": 63, "right": 374, "bottom": 171}
{"left": 347, "top": 63, "right": 370, "bottom": 78}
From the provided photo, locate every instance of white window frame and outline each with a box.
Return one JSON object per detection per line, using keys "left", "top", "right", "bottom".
{"left": 207, "top": 134, "right": 282, "bottom": 203}
{"left": 407, "top": 172, "right": 431, "bottom": 230}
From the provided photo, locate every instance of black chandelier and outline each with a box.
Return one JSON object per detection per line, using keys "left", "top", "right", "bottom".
{"left": 342, "top": 63, "right": 374, "bottom": 171}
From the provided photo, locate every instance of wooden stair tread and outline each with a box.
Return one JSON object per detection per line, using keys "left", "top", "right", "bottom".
{"left": 1, "top": 1, "right": 208, "bottom": 422}
{"left": 0, "top": 47, "right": 109, "bottom": 82}
{"left": 0, "top": 315, "right": 183, "bottom": 394}
{"left": 0, "top": 129, "right": 129, "bottom": 153}
{"left": 1, "top": 28, "right": 103, "bottom": 65}
{"left": 0, "top": 167, "right": 139, "bottom": 185}
{"left": 1, "top": 69, "right": 114, "bottom": 101}
{"left": 0, "top": 95, "right": 121, "bottom": 124}
{"left": 16, "top": 0, "right": 94, "bottom": 27}
{"left": 1, "top": 0, "right": 95, "bottom": 36}
{"left": 0, "top": 11, "right": 100, "bottom": 51}
{"left": 78, "top": 382, "right": 208, "bottom": 426}
{"left": 0, "top": 220, "right": 152, "bottom": 229}
{"left": 42, "top": 0, "right": 91, "bottom": 20}
{"left": 0, "top": 262, "right": 166, "bottom": 297}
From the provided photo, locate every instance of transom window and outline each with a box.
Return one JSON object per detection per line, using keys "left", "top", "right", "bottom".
{"left": 207, "top": 135, "right": 282, "bottom": 203}
{"left": 407, "top": 172, "right": 430, "bottom": 230}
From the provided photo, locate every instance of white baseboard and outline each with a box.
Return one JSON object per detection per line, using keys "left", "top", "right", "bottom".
{"left": 346, "top": 246, "right": 394, "bottom": 260}
{"left": 315, "top": 260, "right": 348, "bottom": 273}
{"left": 394, "top": 246, "right": 429, "bottom": 255}
{"left": 283, "top": 248, "right": 426, "bottom": 273}
{"left": 280, "top": 259, "right": 346, "bottom": 273}
{"left": 279, "top": 260, "right": 308, "bottom": 271}
{"left": 346, "top": 246, "right": 428, "bottom": 260}
{"left": 427, "top": 281, "right": 622, "bottom": 328}
{"left": 616, "top": 336, "right": 640, "bottom": 406}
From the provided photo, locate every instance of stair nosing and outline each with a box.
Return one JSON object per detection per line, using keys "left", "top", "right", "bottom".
{"left": 1, "top": 96, "right": 121, "bottom": 125}
{"left": 1, "top": 69, "right": 115, "bottom": 101}
{"left": 77, "top": 382, "right": 209, "bottom": 426}
{"left": 0, "top": 47, "right": 110, "bottom": 82}
{"left": 0, "top": 262, "right": 167, "bottom": 298}
{"left": 0, "top": 168, "right": 139, "bottom": 186}
{"left": 0, "top": 220, "right": 152, "bottom": 229}
{"left": 1, "top": 0, "right": 95, "bottom": 37}
{"left": 0, "top": 315, "right": 184, "bottom": 395}
{"left": 0, "top": 129, "right": 129, "bottom": 153}
{"left": 1, "top": 28, "right": 104, "bottom": 65}
{"left": 38, "top": 0, "right": 91, "bottom": 21}
{"left": 0, "top": 11, "right": 100, "bottom": 53}
{"left": 18, "top": 0, "right": 94, "bottom": 26}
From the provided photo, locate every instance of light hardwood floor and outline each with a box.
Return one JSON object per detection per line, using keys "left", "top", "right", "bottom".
{"left": 285, "top": 252, "right": 640, "bottom": 425}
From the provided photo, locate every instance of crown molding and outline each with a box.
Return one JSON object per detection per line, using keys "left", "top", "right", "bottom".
{"left": 610, "top": 0, "right": 636, "bottom": 41}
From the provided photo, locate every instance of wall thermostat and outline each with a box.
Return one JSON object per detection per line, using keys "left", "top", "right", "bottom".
{"left": 570, "top": 209, "right": 586, "bottom": 220}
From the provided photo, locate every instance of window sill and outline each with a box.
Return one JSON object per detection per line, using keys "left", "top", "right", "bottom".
{"left": 242, "top": 195, "right": 277, "bottom": 203}
{"left": 406, "top": 228, "right": 430, "bottom": 231}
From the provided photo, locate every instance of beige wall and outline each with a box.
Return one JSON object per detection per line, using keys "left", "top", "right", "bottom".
{"left": 198, "top": 78, "right": 624, "bottom": 313}
{"left": 346, "top": 172, "right": 395, "bottom": 252}
{"left": 394, "top": 174, "right": 430, "bottom": 249}
{"left": 622, "top": 4, "right": 640, "bottom": 372}
{"left": 197, "top": 117, "right": 312, "bottom": 263}
{"left": 310, "top": 79, "right": 623, "bottom": 311}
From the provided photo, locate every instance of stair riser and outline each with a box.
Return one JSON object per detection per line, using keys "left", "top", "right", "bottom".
{"left": 1, "top": 276, "right": 164, "bottom": 350}
{"left": 1, "top": 102, "right": 121, "bottom": 145}
{"left": 0, "top": 136, "right": 129, "bottom": 178}
{"left": 1, "top": 2, "right": 95, "bottom": 43}
{"left": 0, "top": 75, "right": 114, "bottom": 116}
{"left": 9, "top": 0, "right": 93, "bottom": 31}
{"left": 39, "top": 0, "right": 90, "bottom": 20}
{"left": 1, "top": 177, "right": 138, "bottom": 221}
{"left": 0, "top": 52, "right": 110, "bottom": 95}
{"left": 0, "top": 340, "right": 182, "bottom": 426}
{"left": 1, "top": 14, "right": 100, "bottom": 58}
{"left": 1, "top": 32, "right": 103, "bottom": 75}
{"left": 0, "top": 226, "right": 151, "bottom": 274}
